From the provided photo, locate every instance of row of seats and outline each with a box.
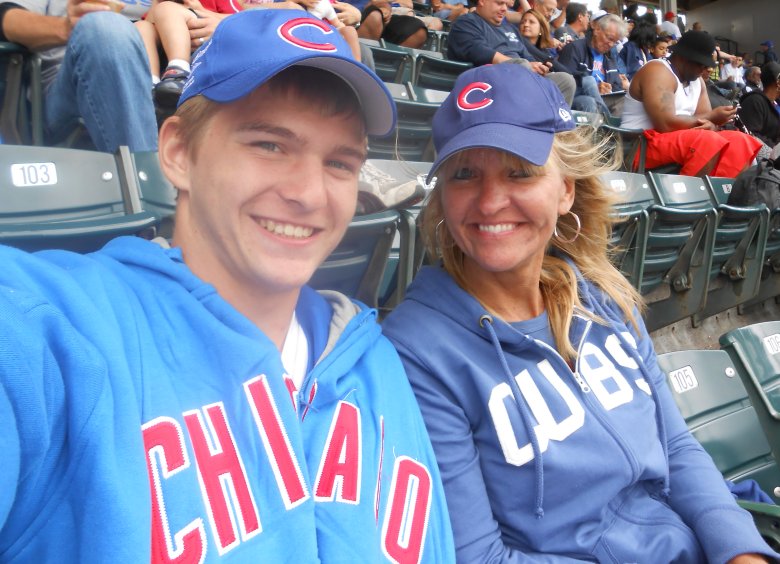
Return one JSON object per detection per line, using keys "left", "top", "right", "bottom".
{"left": 657, "top": 320, "right": 780, "bottom": 549}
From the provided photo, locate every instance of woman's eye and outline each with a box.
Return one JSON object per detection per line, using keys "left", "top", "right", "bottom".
{"left": 509, "top": 168, "right": 532, "bottom": 179}
{"left": 452, "top": 167, "right": 475, "bottom": 180}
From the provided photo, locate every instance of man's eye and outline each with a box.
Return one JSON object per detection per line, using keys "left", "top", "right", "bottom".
{"left": 327, "top": 159, "right": 357, "bottom": 173}
{"left": 253, "top": 141, "right": 280, "bottom": 152}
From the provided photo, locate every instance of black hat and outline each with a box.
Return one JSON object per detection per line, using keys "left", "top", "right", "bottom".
{"left": 670, "top": 31, "right": 716, "bottom": 67}
{"left": 760, "top": 61, "right": 780, "bottom": 87}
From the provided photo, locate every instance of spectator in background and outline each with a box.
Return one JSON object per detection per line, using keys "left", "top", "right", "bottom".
{"left": 650, "top": 35, "right": 671, "bottom": 60}
{"left": 553, "top": 1, "right": 587, "bottom": 44}
{"left": 745, "top": 66, "right": 762, "bottom": 93}
{"left": 738, "top": 62, "right": 780, "bottom": 156}
{"left": 431, "top": 0, "right": 469, "bottom": 22}
{"left": 619, "top": 14, "right": 656, "bottom": 79}
{"left": 598, "top": 0, "right": 618, "bottom": 15}
{"left": 720, "top": 53, "right": 746, "bottom": 94}
{"left": 659, "top": 11, "right": 681, "bottom": 41}
{"left": 558, "top": 13, "right": 627, "bottom": 116}
{"left": 691, "top": 21, "right": 703, "bottom": 32}
{"left": 357, "top": 0, "right": 429, "bottom": 48}
{"left": 0, "top": 0, "right": 157, "bottom": 152}
{"left": 760, "top": 40, "right": 778, "bottom": 63}
{"left": 519, "top": 8, "right": 557, "bottom": 60}
{"left": 446, "top": 0, "right": 575, "bottom": 104}
{"left": 621, "top": 31, "right": 761, "bottom": 177}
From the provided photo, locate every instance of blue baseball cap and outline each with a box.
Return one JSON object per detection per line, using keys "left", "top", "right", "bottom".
{"left": 762, "top": 40, "right": 774, "bottom": 48}
{"left": 430, "top": 64, "right": 574, "bottom": 178}
{"left": 178, "top": 10, "right": 396, "bottom": 137}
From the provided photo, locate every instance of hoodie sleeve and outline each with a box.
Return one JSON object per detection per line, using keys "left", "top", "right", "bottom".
{"left": 447, "top": 15, "right": 503, "bottom": 66}
{"left": 631, "top": 319, "right": 779, "bottom": 563}
{"left": 391, "top": 335, "right": 592, "bottom": 564}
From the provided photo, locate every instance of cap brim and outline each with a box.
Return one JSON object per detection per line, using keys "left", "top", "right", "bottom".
{"left": 194, "top": 56, "right": 396, "bottom": 138}
{"left": 429, "top": 123, "right": 554, "bottom": 179}
{"left": 671, "top": 45, "right": 715, "bottom": 68}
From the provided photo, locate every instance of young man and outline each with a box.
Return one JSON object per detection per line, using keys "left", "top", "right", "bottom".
{"left": 0, "top": 9, "right": 454, "bottom": 562}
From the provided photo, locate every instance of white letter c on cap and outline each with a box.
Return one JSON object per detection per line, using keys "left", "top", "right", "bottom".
{"left": 278, "top": 18, "right": 337, "bottom": 52}
{"left": 457, "top": 82, "right": 493, "bottom": 111}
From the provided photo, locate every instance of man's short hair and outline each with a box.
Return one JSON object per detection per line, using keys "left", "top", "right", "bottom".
{"left": 593, "top": 13, "right": 626, "bottom": 37}
{"left": 565, "top": 2, "right": 587, "bottom": 25}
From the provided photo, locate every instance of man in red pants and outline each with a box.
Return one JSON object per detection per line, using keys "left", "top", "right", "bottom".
{"left": 620, "top": 30, "right": 761, "bottom": 177}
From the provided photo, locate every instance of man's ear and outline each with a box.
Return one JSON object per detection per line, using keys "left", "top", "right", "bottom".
{"left": 158, "top": 116, "right": 192, "bottom": 195}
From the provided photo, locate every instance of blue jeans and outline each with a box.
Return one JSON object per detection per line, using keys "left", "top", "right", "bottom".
{"left": 572, "top": 75, "right": 611, "bottom": 117}
{"left": 45, "top": 12, "right": 157, "bottom": 152}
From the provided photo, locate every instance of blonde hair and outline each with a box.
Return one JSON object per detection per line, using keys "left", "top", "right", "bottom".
{"left": 522, "top": 9, "right": 555, "bottom": 50}
{"left": 422, "top": 127, "right": 643, "bottom": 362}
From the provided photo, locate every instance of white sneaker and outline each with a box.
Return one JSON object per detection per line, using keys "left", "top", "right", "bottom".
{"left": 358, "top": 161, "right": 424, "bottom": 210}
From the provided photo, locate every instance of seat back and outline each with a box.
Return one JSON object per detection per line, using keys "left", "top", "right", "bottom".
{"left": 0, "top": 145, "right": 158, "bottom": 252}
{"left": 309, "top": 209, "right": 399, "bottom": 308}
{"left": 412, "top": 54, "right": 472, "bottom": 91}
{"left": 368, "top": 98, "right": 438, "bottom": 161}
{"left": 123, "top": 149, "right": 178, "bottom": 240}
{"left": 601, "top": 171, "right": 655, "bottom": 288}
{"left": 720, "top": 321, "right": 780, "bottom": 469}
{"left": 657, "top": 349, "right": 780, "bottom": 503}
{"left": 597, "top": 124, "right": 647, "bottom": 173}
{"left": 367, "top": 45, "right": 411, "bottom": 83}
{"left": 643, "top": 173, "right": 717, "bottom": 330}
{"left": 0, "top": 42, "right": 43, "bottom": 145}
{"left": 696, "top": 175, "right": 770, "bottom": 322}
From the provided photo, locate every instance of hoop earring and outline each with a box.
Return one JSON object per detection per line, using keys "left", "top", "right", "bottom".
{"left": 435, "top": 218, "right": 446, "bottom": 250}
{"left": 553, "top": 211, "right": 581, "bottom": 244}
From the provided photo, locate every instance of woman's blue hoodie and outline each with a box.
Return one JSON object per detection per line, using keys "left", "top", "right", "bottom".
{"left": 383, "top": 265, "right": 777, "bottom": 563}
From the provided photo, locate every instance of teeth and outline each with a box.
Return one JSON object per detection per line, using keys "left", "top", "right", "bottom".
{"left": 258, "top": 218, "right": 314, "bottom": 239}
{"left": 478, "top": 223, "right": 515, "bottom": 233}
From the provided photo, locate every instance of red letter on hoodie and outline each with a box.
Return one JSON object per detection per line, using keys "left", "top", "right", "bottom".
{"left": 382, "top": 456, "right": 433, "bottom": 564}
{"left": 183, "top": 403, "right": 261, "bottom": 555}
{"left": 314, "top": 401, "right": 362, "bottom": 503}
{"left": 143, "top": 416, "right": 206, "bottom": 564}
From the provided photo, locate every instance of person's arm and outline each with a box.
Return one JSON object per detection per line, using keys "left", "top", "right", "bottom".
{"left": 556, "top": 41, "right": 587, "bottom": 85}
{"left": 448, "top": 15, "right": 501, "bottom": 66}
{"left": 629, "top": 321, "right": 777, "bottom": 563}
{"left": 1, "top": 0, "right": 109, "bottom": 50}
{"left": 186, "top": 7, "right": 229, "bottom": 50}
{"left": 693, "top": 77, "right": 737, "bottom": 126}
{"left": 333, "top": 1, "right": 360, "bottom": 26}
{"left": 632, "top": 65, "right": 711, "bottom": 131}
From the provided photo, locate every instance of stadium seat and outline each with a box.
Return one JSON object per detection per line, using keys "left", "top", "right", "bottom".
{"left": 601, "top": 170, "right": 654, "bottom": 288}
{"left": 697, "top": 176, "right": 770, "bottom": 322}
{"left": 412, "top": 53, "right": 472, "bottom": 91}
{"left": 118, "top": 148, "right": 178, "bottom": 240}
{"left": 644, "top": 172, "right": 718, "bottom": 331}
{"left": 597, "top": 123, "right": 647, "bottom": 173}
{"left": 367, "top": 45, "right": 411, "bottom": 83}
{"left": 743, "top": 208, "right": 780, "bottom": 307}
{"left": 657, "top": 348, "right": 780, "bottom": 548}
{"left": 720, "top": 321, "right": 780, "bottom": 469}
{"left": 0, "top": 42, "right": 43, "bottom": 145}
{"left": 570, "top": 110, "right": 602, "bottom": 127}
{"left": 309, "top": 209, "right": 399, "bottom": 308}
{"left": 407, "top": 84, "right": 449, "bottom": 104}
{"left": 368, "top": 97, "right": 438, "bottom": 161}
{"left": 0, "top": 144, "right": 158, "bottom": 252}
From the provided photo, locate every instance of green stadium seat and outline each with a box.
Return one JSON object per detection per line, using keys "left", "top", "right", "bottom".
{"left": 657, "top": 348, "right": 780, "bottom": 548}
{"left": 0, "top": 42, "right": 43, "bottom": 146}
{"left": 368, "top": 97, "right": 438, "bottom": 161}
{"left": 601, "top": 170, "right": 654, "bottom": 289}
{"left": 0, "top": 145, "right": 158, "bottom": 252}
{"left": 742, "top": 208, "right": 780, "bottom": 307}
{"left": 570, "top": 110, "right": 602, "bottom": 127}
{"left": 309, "top": 209, "right": 399, "bottom": 308}
{"left": 412, "top": 53, "right": 472, "bottom": 91}
{"left": 721, "top": 321, "right": 780, "bottom": 470}
{"left": 367, "top": 45, "right": 411, "bottom": 83}
{"left": 642, "top": 172, "right": 718, "bottom": 330}
{"left": 118, "top": 148, "right": 178, "bottom": 240}
{"left": 597, "top": 123, "right": 647, "bottom": 173}
{"left": 696, "top": 176, "right": 770, "bottom": 322}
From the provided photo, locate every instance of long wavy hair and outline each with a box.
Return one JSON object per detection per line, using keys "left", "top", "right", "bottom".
{"left": 421, "top": 126, "right": 643, "bottom": 362}
{"left": 522, "top": 9, "right": 555, "bottom": 50}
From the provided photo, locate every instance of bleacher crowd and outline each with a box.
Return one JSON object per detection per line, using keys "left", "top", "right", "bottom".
{"left": 2, "top": 0, "right": 780, "bottom": 562}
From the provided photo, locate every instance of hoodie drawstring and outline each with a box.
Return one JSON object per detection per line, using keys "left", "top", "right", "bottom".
{"left": 480, "top": 315, "right": 545, "bottom": 518}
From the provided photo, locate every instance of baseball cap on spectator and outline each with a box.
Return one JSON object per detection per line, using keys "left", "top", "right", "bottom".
{"left": 670, "top": 30, "right": 716, "bottom": 68}
{"left": 178, "top": 10, "right": 396, "bottom": 137}
{"left": 664, "top": 11, "right": 675, "bottom": 21}
{"left": 590, "top": 9, "right": 608, "bottom": 21}
{"left": 429, "top": 64, "right": 574, "bottom": 177}
{"left": 761, "top": 40, "right": 774, "bottom": 48}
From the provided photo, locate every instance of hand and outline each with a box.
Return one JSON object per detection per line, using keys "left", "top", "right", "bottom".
{"left": 450, "top": 3, "right": 467, "bottom": 16}
{"left": 528, "top": 61, "right": 550, "bottom": 76}
{"left": 67, "top": 0, "right": 111, "bottom": 32}
{"left": 619, "top": 74, "right": 629, "bottom": 91}
{"left": 709, "top": 104, "right": 737, "bottom": 126}
{"left": 551, "top": 37, "right": 562, "bottom": 50}
{"left": 294, "top": 0, "right": 320, "bottom": 10}
{"left": 726, "top": 554, "right": 770, "bottom": 564}
{"left": 334, "top": 1, "right": 361, "bottom": 26}
{"left": 597, "top": 80, "right": 612, "bottom": 95}
{"left": 187, "top": 10, "right": 223, "bottom": 50}
{"left": 693, "top": 118, "right": 717, "bottom": 130}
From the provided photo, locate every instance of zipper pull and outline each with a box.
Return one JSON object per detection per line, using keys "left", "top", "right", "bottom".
{"left": 573, "top": 371, "right": 591, "bottom": 393}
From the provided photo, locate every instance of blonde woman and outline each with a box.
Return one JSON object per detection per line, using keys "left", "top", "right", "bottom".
{"left": 383, "top": 63, "right": 776, "bottom": 563}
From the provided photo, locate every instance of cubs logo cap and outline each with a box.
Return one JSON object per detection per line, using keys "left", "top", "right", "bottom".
{"left": 178, "top": 10, "right": 396, "bottom": 137}
{"left": 429, "top": 64, "right": 574, "bottom": 178}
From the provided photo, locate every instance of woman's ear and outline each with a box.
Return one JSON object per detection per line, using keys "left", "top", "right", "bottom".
{"left": 559, "top": 176, "right": 576, "bottom": 214}
{"left": 158, "top": 116, "right": 192, "bottom": 195}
